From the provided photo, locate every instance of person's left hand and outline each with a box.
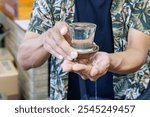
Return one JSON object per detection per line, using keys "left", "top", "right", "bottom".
{"left": 61, "top": 52, "right": 111, "bottom": 81}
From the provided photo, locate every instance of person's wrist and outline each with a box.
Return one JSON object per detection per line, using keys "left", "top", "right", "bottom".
{"left": 108, "top": 52, "right": 123, "bottom": 73}
{"left": 107, "top": 53, "right": 114, "bottom": 72}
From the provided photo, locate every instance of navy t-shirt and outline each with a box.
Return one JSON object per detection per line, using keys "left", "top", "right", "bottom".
{"left": 68, "top": 0, "right": 114, "bottom": 100}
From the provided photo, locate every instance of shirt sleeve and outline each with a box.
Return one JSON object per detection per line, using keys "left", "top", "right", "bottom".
{"left": 27, "top": 0, "right": 54, "bottom": 34}
{"left": 129, "top": 0, "right": 150, "bottom": 35}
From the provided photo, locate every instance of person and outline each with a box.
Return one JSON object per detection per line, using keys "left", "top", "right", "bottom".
{"left": 17, "top": 0, "right": 150, "bottom": 100}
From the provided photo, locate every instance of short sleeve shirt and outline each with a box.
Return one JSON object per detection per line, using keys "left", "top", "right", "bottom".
{"left": 28, "top": 0, "right": 150, "bottom": 100}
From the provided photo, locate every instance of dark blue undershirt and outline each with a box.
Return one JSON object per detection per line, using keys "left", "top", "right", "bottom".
{"left": 68, "top": 0, "right": 114, "bottom": 100}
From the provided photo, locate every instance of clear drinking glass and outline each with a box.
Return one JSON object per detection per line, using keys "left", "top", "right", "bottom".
{"left": 69, "top": 22, "right": 97, "bottom": 53}
{"left": 69, "top": 22, "right": 98, "bottom": 99}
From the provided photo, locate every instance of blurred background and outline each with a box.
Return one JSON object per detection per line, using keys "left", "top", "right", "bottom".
{"left": 0, "top": 0, "right": 49, "bottom": 100}
{"left": 0, "top": 0, "right": 34, "bottom": 19}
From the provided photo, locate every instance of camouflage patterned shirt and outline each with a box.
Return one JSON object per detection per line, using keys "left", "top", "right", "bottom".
{"left": 28, "top": 0, "right": 150, "bottom": 100}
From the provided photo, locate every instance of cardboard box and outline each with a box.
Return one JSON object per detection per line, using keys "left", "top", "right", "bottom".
{"left": 0, "top": 60, "right": 19, "bottom": 99}
{"left": 0, "top": 12, "right": 49, "bottom": 100}
{"left": 0, "top": 48, "right": 14, "bottom": 62}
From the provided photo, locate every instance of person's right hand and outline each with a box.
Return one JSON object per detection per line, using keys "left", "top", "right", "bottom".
{"left": 42, "top": 21, "right": 78, "bottom": 60}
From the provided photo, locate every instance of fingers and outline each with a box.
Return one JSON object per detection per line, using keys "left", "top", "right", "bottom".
{"left": 62, "top": 61, "right": 101, "bottom": 81}
{"left": 61, "top": 60, "right": 74, "bottom": 72}
{"left": 90, "top": 60, "right": 109, "bottom": 80}
{"left": 72, "top": 63, "right": 93, "bottom": 80}
{"left": 61, "top": 51, "right": 110, "bottom": 81}
{"left": 61, "top": 60, "right": 91, "bottom": 80}
{"left": 72, "top": 63, "right": 88, "bottom": 71}
{"left": 43, "top": 43, "right": 63, "bottom": 59}
{"left": 78, "top": 73, "right": 89, "bottom": 80}
{"left": 61, "top": 59, "right": 100, "bottom": 81}
{"left": 44, "top": 29, "right": 70, "bottom": 59}
{"left": 90, "top": 66, "right": 99, "bottom": 77}
{"left": 54, "top": 23, "right": 78, "bottom": 59}
{"left": 55, "top": 21, "right": 70, "bottom": 36}
{"left": 49, "top": 26, "right": 77, "bottom": 60}
{"left": 43, "top": 21, "right": 78, "bottom": 60}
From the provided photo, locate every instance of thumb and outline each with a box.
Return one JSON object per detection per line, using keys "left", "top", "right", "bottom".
{"left": 55, "top": 21, "right": 69, "bottom": 35}
{"left": 60, "top": 26, "right": 68, "bottom": 35}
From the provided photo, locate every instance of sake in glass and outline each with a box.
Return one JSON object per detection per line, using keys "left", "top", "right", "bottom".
{"left": 69, "top": 22, "right": 97, "bottom": 53}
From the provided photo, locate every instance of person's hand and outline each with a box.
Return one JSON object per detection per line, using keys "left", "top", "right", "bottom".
{"left": 42, "top": 21, "right": 78, "bottom": 60}
{"left": 61, "top": 52, "right": 110, "bottom": 81}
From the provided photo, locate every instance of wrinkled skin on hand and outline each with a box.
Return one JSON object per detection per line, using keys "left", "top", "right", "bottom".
{"left": 61, "top": 52, "right": 110, "bottom": 81}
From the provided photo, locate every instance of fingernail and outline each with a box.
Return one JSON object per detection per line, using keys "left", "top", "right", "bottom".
{"left": 70, "top": 51, "right": 78, "bottom": 59}
{"left": 60, "top": 26, "right": 67, "bottom": 35}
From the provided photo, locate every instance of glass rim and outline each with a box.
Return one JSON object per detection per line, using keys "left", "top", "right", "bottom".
{"left": 69, "top": 22, "right": 97, "bottom": 28}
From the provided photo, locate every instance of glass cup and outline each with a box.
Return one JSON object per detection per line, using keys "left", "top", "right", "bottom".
{"left": 69, "top": 23, "right": 98, "bottom": 99}
{"left": 69, "top": 22, "right": 97, "bottom": 53}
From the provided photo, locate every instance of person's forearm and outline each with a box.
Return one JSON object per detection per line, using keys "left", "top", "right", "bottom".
{"left": 17, "top": 33, "right": 50, "bottom": 70}
{"left": 108, "top": 48, "right": 147, "bottom": 74}
{"left": 108, "top": 28, "right": 150, "bottom": 74}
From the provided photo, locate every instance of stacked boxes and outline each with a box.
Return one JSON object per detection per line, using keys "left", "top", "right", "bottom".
{"left": 0, "top": 12, "right": 49, "bottom": 100}
{"left": 0, "top": 47, "right": 19, "bottom": 99}
{"left": 0, "top": 60, "right": 19, "bottom": 99}
{"left": 0, "top": 48, "right": 14, "bottom": 62}
{"left": 18, "top": 62, "right": 48, "bottom": 100}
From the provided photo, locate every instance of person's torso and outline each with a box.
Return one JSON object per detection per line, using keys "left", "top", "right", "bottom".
{"left": 32, "top": 0, "right": 150, "bottom": 100}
